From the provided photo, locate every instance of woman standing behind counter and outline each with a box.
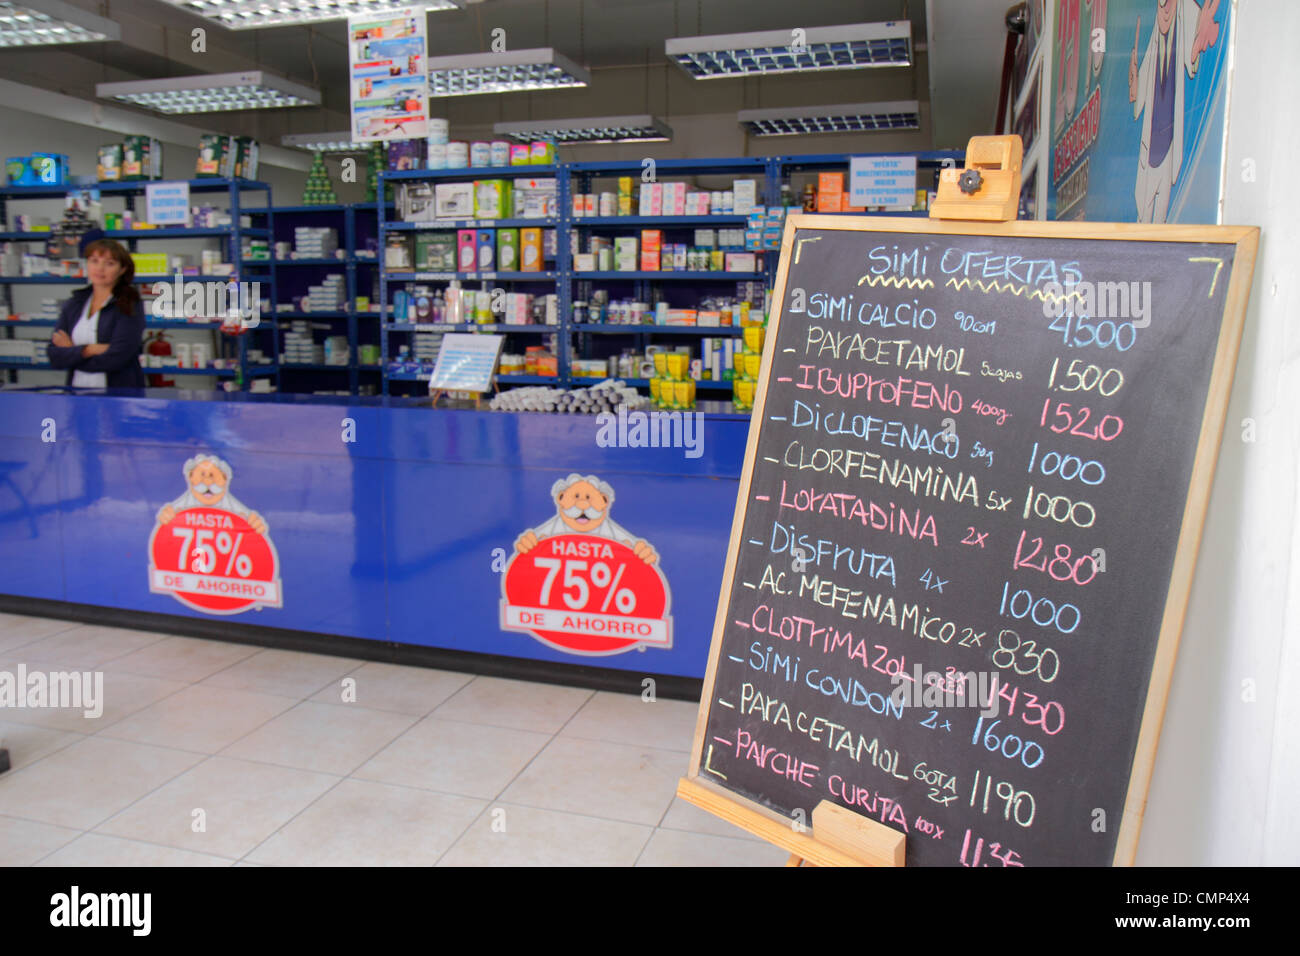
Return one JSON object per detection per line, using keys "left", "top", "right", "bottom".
{"left": 47, "top": 238, "right": 146, "bottom": 388}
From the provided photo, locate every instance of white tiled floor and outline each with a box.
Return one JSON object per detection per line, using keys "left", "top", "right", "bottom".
{"left": 0, "top": 612, "right": 787, "bottom": 867}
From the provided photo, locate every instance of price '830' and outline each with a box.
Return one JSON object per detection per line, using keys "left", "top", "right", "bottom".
{"left": 992, "top": 627, "right": 1060, "bottom": 683}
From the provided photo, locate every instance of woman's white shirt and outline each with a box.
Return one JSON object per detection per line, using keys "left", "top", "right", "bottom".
{"left": 71, "top": 293, "right": 108, "bottom": 388}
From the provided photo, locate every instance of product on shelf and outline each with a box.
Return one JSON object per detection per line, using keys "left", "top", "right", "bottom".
{"left": 473, "top": 179, "right": 512, "bottom": 219}
{"left": 496, "top": 229, "right": 518, "bottom": 270}
{"left": 489, "top": 380, "right": 646, "bottom": 414}
{"left": 6, "top": 153, "right": 70, "bottom": 186}
{"left": 241, "top": 237, "right": 270, "bottom": 262}
{"left": 122, "top": 136, "right": 162, "bottom": 181}
{"left": 425, "top": 119, "right": 449, "bottom": 168}
{"left": 519, "top": 227, "right": 544, "bottom": 271}
{"left": 530, "top": 141, "right": 555, "bottom": 165}
{"left": 387, "top": 139, "right": 425, "bottom": 171}
{"left": 730, "top": 320, "right": 768, "bottom": 411}
{"left": 434, "top": 182, "right": 472, "bottom": 218}
{"left": 97, "top": 144, "right": 123, "bottom": 182}
{"left": 817, "top": 171, "right": 844, "bottom": 212}
{"left": 412, "top": 231, "right": 456, "bottom": 271}
{"left": 365, "top": 142, "right": 386, "bottom": 202}
{"left": 300, "top": 275, "right": 346, "bottom": 312}
{"left": 293, "top": 227, "right": 339, "bottom": 258}
{"left": 301, "top": 152, "right": 338, "bottom": 204}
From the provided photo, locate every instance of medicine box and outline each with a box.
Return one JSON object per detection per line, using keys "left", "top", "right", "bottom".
{"left": 477, "top": 230, "right": 495, "bottom": 271}
{"left": 457, "top": 230, "right": 477, "bottom": 271}
{"left": 519, "top": 228, "right": 544, "bottom": 271}
{"left": 435, "top": 182, "right": 474, "bottom": 219}
{"left": 474, "top": 179, "right": 512, "bottom": 219}
{"left": 733, "top": 179, "right": 758, "bottom": 214}
{"left": 496, "top": 229, "right": 519, "bottom": 271}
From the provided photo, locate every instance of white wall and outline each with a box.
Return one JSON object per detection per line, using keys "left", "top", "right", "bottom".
{"left": 1136, "top": 0, "right": 1300, "bottom": 865}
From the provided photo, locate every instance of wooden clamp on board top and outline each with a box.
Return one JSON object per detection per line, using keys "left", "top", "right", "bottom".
{"left": 676, "top": 778, "right": 904, "bottom": 867}
{"left": 929, "top": 134, "right": 1023, "bottom": 222}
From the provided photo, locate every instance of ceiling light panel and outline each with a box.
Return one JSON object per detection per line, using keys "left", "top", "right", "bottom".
{"left": 427, "top": 48, "right": 590, "bottom": 97}
{"left": 96, "top": 72, "right": 320, "bottom": 115}
{"left": 0, "top": 0, "right": 120, "bottom": 46}
{"left": 667, "top": 21, "right": 911, "bottom": 79}
{"left": 158, "top": 0, "right": 463, "bottom": 30}
{"left": 281, "top": 132, "right": 370, "bottom": 153}
{"left": 493, "top": 115, "right": 670, "bottom": 144}
{"left": 738, "top": 101, "right": 921, "bottom": 136}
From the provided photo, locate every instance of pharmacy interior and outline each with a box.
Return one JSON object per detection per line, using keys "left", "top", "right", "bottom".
{"left": 0, "top": 1, "right": 980, "bottom": 685}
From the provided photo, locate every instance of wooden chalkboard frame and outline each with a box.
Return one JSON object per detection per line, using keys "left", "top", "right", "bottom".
{"left": 683, "top": 214, "right": 1259, "bottom": 866}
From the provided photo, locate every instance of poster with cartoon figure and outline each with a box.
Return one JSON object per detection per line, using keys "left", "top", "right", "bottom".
{"left": 1048, "top": 0, "right": 1229, "bottom": 223}
{"left": 501, "top": 474, "right": 672, "bottom": 656}
{"left": 148, "top": 454, "right": 282, "bottom": 615}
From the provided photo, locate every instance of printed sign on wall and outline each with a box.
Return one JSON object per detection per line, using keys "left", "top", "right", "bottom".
{"left": 148, "top": 454, "right": 282, "bottom": 615}
{"left": 145, "top": 181, "right": 190, "bottom": 227}
{"left": 501, "top": 474, "right": 673, "bottom": 656}
{"left": 349, "top": 7, "right": 429, "bottom": 142}
{"left": 1048, "top": 0, "right": 1230, "bottom": 223}
{"left": 850, "top": 155, "right": 918, "bottom": 209}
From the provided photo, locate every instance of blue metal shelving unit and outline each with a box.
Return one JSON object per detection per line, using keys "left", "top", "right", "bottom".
{"left": 0, "top": 178, "right": 277, "bottom": 389}
{"left": 264, "top": 201, "right": 393, "bottom": 395}
{"left": 378, "top": 165, "right": 567, "bottom": 396}
{"left": 365, "top": 150, "right": 966, "bottom": 397}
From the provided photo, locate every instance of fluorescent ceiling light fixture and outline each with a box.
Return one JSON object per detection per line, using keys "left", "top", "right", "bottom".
{"left": 667, "top": 21, "right": 911, "bottom": 79}
{"left": 282, "top": 132, "right": 369, "bottom": 153}
{"left": 493, "top": 115, "right": 671, "bottom": 145}
{"left": 738, "top": 101, "right": 921, "bottom": 136}
{"left": 158, "top": 0, "right": 463, "bottom": 30}
{"left": 96, "top": 71, "right": 321, "bottom": 115}
{"left": 0, "top": 0, "right": 120, "bottom": 46}
{"left": 427, "top": 48, "right": 590, "bottom": 97}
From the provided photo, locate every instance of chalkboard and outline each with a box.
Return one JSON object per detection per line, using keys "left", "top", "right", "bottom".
{"left": 687, "top": 216, "right": 1258, "bottom": 866}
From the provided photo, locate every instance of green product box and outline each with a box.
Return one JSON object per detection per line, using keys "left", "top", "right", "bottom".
{"left": 234, "top": 137, "right": 259, "bottom": 180}
{"left": 196, "top": 134, "right": 230, "bottom": 177}
{"left": 473, "top": 179, "right": 512, "bottom": 219}
{"left": 414, "top": 231, "right": 456, "bottom": 271}
{"left": 496, "top": 228, "right": 519, "bottom": 271}
{"left": 123, "top": 136, "right": 163, "bottom": 180}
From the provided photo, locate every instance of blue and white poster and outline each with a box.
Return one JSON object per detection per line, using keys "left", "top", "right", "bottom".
{"left": 1048, "top": 0, "right": 1231, "bottom": 223}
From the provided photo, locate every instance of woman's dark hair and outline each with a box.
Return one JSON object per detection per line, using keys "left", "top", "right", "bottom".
{"left": 83, "top": 238, "right": 140, "bottom": 313}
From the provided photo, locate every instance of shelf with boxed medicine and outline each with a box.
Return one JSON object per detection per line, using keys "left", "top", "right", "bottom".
{"left": 391, "top": 177, "right": 558, "bottom": 225}
{"left": 568, "top": 282, "right": 769, "bottom": 327}
{"left": 274, "top": 226, "right": 344, "bottom": 262}
{"left": 390, "top": 128, "right": 558, "bottom": 173}
{"left": 387, "top": 282, "right": 560, "bottom": 327}
{"left": 385, "top": 224, "right": 555, "bottom": 275}
{"left": 570, "top": 220, "right": 783, "bottom": 274}
{"left": 569, "top": 175, "right": 765, "bottom": 219}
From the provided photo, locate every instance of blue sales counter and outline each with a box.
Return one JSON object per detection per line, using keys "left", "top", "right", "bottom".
{"left": 0, "top": 388, "right": 751, "bottom": 695}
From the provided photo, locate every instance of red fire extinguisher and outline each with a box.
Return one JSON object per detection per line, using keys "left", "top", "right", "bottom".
{"left": 145, "top": 330, "right": 175, "bottom": 388}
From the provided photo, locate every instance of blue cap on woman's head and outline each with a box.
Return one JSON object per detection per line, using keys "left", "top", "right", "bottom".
{"left": 78, "top": 228, "right": 106, "bottom": 256}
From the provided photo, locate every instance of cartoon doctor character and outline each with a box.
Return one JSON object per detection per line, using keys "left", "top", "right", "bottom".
{"left": 1128, "top": 0, "right": 1221, "bottom": 223}
{"left": 514, "top": 473, "right": 658, "bottom": 565}
{"left": 155, "top": 454, "right": 268, "bottom": 536}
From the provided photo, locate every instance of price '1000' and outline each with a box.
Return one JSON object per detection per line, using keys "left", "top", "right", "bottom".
{"left": 998, "top": 581, "right": 1080, "bottom": 636}
{"left": 1026, "top": 443, "right": 1107, "bottom": 485}
{"left": 1022, "top": 486, "right": 1096, "bottom": 528}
